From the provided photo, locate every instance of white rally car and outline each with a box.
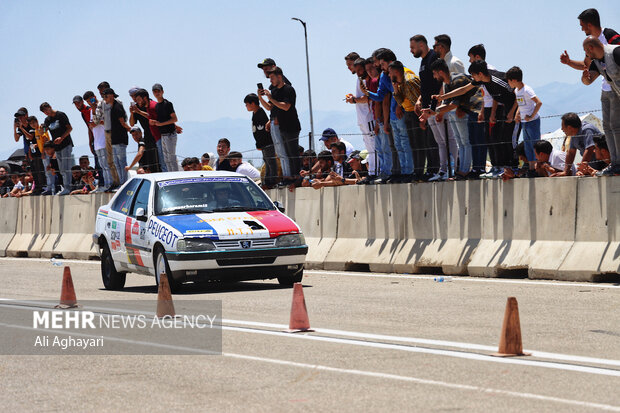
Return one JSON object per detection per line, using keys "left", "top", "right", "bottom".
{"left": 93, "top": 171, "right": 307, "bottom": 292}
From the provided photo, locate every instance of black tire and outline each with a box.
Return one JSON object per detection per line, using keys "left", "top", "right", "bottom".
{"left": 101, "top": 242, "right": 126, "bottom": 290}
{"left": 154, "top": 246, "right": 182, "bottom": 293}
{"left": 277, "top": 268, "right": 303, "bottom": 287}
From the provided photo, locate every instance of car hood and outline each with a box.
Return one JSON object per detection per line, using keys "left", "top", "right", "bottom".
{"left": 154, "top": 210, "right": 301, "bottom": 240}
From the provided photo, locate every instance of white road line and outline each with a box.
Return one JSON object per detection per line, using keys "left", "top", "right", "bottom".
{"left": 2, "top": 257, "right": 618, "bottom": 289}
{"left": 3, "top": 300, "right": 620, "bottom": 371}
{"left": 306, "top": 269, "right": 620, "bottom": 289}
{"left": 0, "top": 321, "right": 618, "bottom": 412}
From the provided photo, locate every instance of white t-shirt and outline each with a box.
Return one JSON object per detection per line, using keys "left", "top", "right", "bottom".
{"left": 92, "top": 124, "right": 106, "bottom": 151}
{"left": 548, "top": 149, "right": 576, "bottom": 174}
{"left": 235, "top": 162, "right": 261, "bottom": 180}
{"left": 355, "top": 78, "right": 373, "bottom": 125}
{"left": 515, "top": 85, "right": 539, "bottom": 121}
{"left": 482, "top": 63, "right": 497, "bottom": 108}
{"left": 598, "top": 32, "right": 612, "bottom": 92}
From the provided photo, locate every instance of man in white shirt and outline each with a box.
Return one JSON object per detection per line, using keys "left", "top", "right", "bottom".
{"left": 228, "top": 151, "right": 260, "bottom": 180}
{"left": 344, "top": 52, "right": 376, "bottom": 179}
{"left": 433, "top": 34, "right": 465, "bottom": 75}
{"left": 534, "top": 140, "right": 576, "bottom": 177}
{"left": 319, "top": 128, "right": 354, "bottom": 156}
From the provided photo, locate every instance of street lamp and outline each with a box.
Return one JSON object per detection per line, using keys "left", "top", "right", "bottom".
{"left": 291, "top": 17, "right": 315, "bottom": 152}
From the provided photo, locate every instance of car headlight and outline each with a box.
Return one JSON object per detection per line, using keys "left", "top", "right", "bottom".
{"left": 176, "top": 238, "right": 216, "bottom": 252}
{"left": 275, "top": 234, "right": 305, "bottom": 247}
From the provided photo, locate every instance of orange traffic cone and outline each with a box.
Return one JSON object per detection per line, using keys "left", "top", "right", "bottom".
{"left": 288, "top": 283, "right": 313, "bottom": 332}
{"left": 156, "top": 272, "right": 175, "bottom": 318}
{"left": 55, "top": 266, "right": 78, "bottom": 308}
{"left": 492, "top": 297, "right": 530, "bottom": 357}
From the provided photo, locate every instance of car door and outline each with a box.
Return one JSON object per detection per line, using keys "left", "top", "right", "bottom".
{"left": 125, "top": 179, "right": 152, "bottom": 273}
{"left": 107, "top": 178, "right": 141, "bottom": 265}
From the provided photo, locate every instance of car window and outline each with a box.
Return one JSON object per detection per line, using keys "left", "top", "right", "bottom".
{"left": 111, "top": 179, "right": 142, "bottom": 215}
{"left": 130, "top": 180, "right": 151, "bottom": 217}
{"left": 154, "top": 176, "right": 275, "bottom": 215}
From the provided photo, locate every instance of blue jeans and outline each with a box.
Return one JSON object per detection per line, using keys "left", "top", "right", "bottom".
{"left": 96, "top": 148, "right": 113, "bottom": 190}
{"left": 156, "top": 139, "right": 167, "bottom": 172}
{"left": 56, "top": 145, "right": 74, "bottom": 192}
{"left": 375, "top": 124, "right": 392, "bottom": 177}
{"left": 390, "top": 117, "right": 413, "bottom": 175}
{"left": 270, "top": 123, "right": 291, "bottom": 177}
{"left": 112, "top": 144, "right": 127, "bottom": 184}
{"left": 521, "top": 117, "right": 541, "bottom": 162}
{"left": 42, "top": 154, "right": 55, "bottom": 193}
{"left": 450, "top": 112, "right": 472, "bottom": 174}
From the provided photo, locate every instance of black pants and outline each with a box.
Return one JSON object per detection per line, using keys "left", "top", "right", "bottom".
{"left": 261, "top": 144, "right": 278, "bottom": 187}
{"left": 403, "top": 111, "right": 426, "bottom": 177}
{"left": 490, "top": 105, "right": 516, "bottom": 168}
{"left": 30, "top": 153, "right": 45, "bottom": 193}
{"left": 483, "top": 107, "right": 495, "bottom": 167}
{"left": 280, "top": 129, "right": 301, "bottom": 178}
{"left": 143, "top": 134, "right": 160, "bottom": 173}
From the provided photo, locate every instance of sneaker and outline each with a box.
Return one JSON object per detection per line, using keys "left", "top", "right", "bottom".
{"left": 596, "top": 164, "right": 620, "bottom": 177}
{"left": 40, "top": 190, "right": 53, "bottom": 196}
{"left": 56, "top": 189, "right": 70, "bottom": 196}
{"left": 385, "top": 175, "right": 400, "bottom": 184}
{"left": 94, "top": 186, "right": 108, "bottom": 193}
{"left": 428, "top": 172, "right": 446, "bottom": 182}
{"left": 356, "top": 175, "right": 375, "bottom": 185}
{"left": 491, "top": 167, "right": 504, "bottom": 178}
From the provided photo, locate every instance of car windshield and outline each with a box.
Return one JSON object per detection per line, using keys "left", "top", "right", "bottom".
{"left": 154, "top": 176, "right": 275, "bottom": 215}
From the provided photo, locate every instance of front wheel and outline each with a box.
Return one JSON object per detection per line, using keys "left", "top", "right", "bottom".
{"left": 101, "top": 243, "right": 126, "bottom": 290}
{"left": 277, "top": 268, "right": 303, "bottom": 287}
{"left": 154, "top": 246, "right": 181, "bottom": 293}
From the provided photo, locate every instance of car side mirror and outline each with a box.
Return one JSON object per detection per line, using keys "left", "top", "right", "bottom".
{"left": 136, "top": 207, "right": 148, "bottom": 222}
{"left": 273, "top": 201, "right": 285, "bottom": 213}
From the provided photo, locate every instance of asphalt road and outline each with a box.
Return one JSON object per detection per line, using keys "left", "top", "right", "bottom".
{"left": 1, "top": 257, "right": 619, "bottom": 412}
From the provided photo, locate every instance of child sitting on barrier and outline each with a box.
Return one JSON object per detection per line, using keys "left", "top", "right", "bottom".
{"left": 534, "top": 140, "right": 576, "bottom": 177}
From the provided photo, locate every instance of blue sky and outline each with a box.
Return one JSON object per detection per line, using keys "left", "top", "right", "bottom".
{"left": 1, "top": 0, "right": 618, "bottom": 159}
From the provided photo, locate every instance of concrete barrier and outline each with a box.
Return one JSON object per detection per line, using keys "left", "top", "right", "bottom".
{"left": 2, "top": 177, "right": 619, "bottom": 282}
{"left": 6, "top": 196, "right": 51, "bottom": 258}
{"left": 0, "top": 197, "right": 19, "bottom": 257}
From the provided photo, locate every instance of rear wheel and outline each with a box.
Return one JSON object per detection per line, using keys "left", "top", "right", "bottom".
{"left": 101, "top": 243, "right": 126, "bottom": 290}
{"left": 277, "top": 267, "right": 303, "bottom": 287}
{"left": 154, "top": 246, "right": 181, "bottom": 293}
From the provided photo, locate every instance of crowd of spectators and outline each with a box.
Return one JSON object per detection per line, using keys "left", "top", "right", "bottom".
{"left": 5, "top": 8, "right": 619, "bottom": 198}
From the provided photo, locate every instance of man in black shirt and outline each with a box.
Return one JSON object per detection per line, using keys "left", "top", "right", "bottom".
{"left": 0, "top": 166, "right": 14, "bottom": 196}
{"left": 151, "top": 83, "right": 179, "bottom": 171}
{"left": 257, "top": 58, "right": 292, "bottom": 90}
{"left": 244, "top": 93, "right": 277, "bottom": 188}
{"left": 102, "top": 88, "right": 130, "bottom": 185}
{"left": 130, "top": 89, "right": 160, "bottom": 172}
{"left": 410, "top": 34, "right": 441, "bottom": 178}
{"left": 434, "top": 60, "right": 517, "bottom": 175}
{"left": 258, "top": 67, "right": 301, "bottom": 183}
{"left": 215, "top": 138, "right": 235, "bottom": 172}
{"left": 41, "top": 102, "right": 74, "bottom": 195}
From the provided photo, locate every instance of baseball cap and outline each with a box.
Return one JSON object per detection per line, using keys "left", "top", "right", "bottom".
{"left": 320, "top": 128, "right": 338, "bottom": 141}
{"left": 257, "top": 58, "right": 276, "bottom": 68}
{"left": 347, "top": 149, "right": 369, "bottom": 164}
{"left": 72, "top": 95, "right": 83, "bottom": 103}
{"left": 130, "top": 125, "right": 141, "bottom": 133}
{"left": 14, "top": 109, "right": 27, "bottom": 117}
{"left": 102, "top": 88, "right": 119, "bottom": 98}
{"left": 152, "top": 83, "right": 163, "bottom": 91}
{"left": 128, "top": 86, "right": 140, "bottom": 96}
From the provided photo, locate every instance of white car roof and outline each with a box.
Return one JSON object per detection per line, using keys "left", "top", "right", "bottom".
{"left": 134, "top": 171, "right": 247, "bottom": 183}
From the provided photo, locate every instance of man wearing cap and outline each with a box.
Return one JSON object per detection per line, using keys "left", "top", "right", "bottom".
{"left": 102, "top": 88, "right": 130, "bottom": 185}
{"left": 150, "top": 83, "right": 179, "bottom": 171}
{"left": 129, "top": 89, "right": 160, "bottom": 172}
{"left": 72, "top": 95, "right": 101, "bottom": 182}
{"left": 258, "top": 67, "right": 301, "bottom": 183}
{"left": 228, "top": 151, "right": 261, "bottom": 180}
{"left": 96, "top": 81, "right": 120, "bottom": 187}
{"left": 257, "top": 58, "right": 292, "bottom": 90}
{"left": 125, "top": 125, "right": 147, "bottom": 172}
{"left": 344, "top": 53, "right": 377, "bottom": 182}
{"left": 40, "top": 102, "right": 74, "bottom": 195}
{"left": 319, "top": 128, "right": 354, "bottom": 156}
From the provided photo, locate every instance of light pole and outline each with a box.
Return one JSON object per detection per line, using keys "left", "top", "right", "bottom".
{"left": 291, "top": 17, "right": 315, "bottom": 151}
